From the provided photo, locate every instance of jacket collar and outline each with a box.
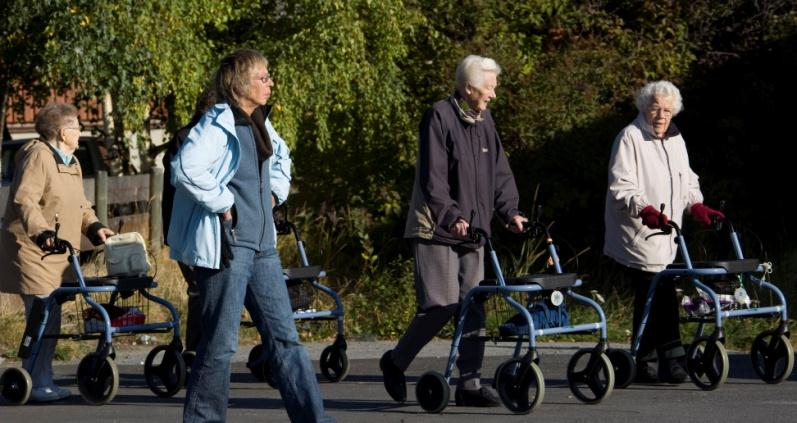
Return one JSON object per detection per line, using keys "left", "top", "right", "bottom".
{"left": 208, "top": 103, "right": 273, "bottom": 136}
{"left": 634, "top": 113, "right": 681, "bottom": 141}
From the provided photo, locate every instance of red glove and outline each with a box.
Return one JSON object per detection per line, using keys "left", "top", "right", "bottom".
{"left": 639, "top": 205, "right": 669, "bottom": 229}
{"left": 691, "top": 203, "right": 725, "bottom": 226}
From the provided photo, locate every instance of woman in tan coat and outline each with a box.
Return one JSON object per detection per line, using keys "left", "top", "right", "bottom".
{"left": 0, "top": 103, "right": 113, "bottom": 402}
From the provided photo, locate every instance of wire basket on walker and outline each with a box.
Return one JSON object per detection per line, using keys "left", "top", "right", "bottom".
{"left": 0, "top": 226, "right": 187, "bottom": 405}
{"left": 620, "top": 204, "right": 793, "bottom": 391}
{"left": 415, "top": 219, "right": 620, "bottom": 414}
{"left": 244, "top": 204, "right": 349, "bottom": 386}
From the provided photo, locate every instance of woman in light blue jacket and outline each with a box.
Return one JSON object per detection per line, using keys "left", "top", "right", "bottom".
{"left": 170, "top": 49, "right": 333, "bottom": 423}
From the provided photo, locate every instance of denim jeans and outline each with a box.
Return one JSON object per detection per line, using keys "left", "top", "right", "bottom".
{"left": 183, "top": 246, "right": 333, "bottom": 423}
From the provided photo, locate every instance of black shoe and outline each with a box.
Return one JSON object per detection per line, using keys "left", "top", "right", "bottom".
{"left": 660, "top": 357, "right": 688, "bottom": 384}
{"left": 635, "top": 360, "right": 659, "bottom": 383}
{"left": 454, "top": 387, "right": 501, "bottom": 407}
{"left": 380, "top": 350, "right": 406, "bottom": 402}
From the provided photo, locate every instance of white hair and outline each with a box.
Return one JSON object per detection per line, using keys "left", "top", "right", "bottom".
{"left": 455, "top": 55, "right": 501, "bottom": 90}
{"left": 635, "top": 80, "right": 683, "bottom": 115}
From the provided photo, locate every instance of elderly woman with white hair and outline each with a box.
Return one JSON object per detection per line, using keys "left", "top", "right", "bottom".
{"left": 604, "top": 80, "right": 724, "bottom": 384}
{"left": 380, "top": 55, "right": 526, "bottom": 407}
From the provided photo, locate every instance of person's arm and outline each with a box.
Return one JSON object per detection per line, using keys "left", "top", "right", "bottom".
{"left": 607, "top": 132, "right": 649, "bottom": 218}
{"left": 490, "top": 122, "right": 520, "bottom": 223}
{"left": 266, "top": 118, "right": 291, "bottom": 207}
{"left": 418, "top": 108, "right": 462, "bottom": 230}
{"left": 170, "top": 114, "right": 234, "bottom": 214}
{"left": 11, "top": 148, "right": 51, "bottom": 238}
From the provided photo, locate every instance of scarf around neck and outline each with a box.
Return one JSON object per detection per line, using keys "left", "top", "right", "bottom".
{"left": 452, "top": 91, "right": 483, "bottom": 124}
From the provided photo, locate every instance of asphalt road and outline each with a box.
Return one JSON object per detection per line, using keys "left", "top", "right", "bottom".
{"left": 2, "top": 340, "right": 797, "bottom": 422}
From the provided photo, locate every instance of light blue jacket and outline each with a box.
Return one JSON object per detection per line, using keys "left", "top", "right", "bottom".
{"left": 168, "top": 103, "right": 292, "bottom": 269}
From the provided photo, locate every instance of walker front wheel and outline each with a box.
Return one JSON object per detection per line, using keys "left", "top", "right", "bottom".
{"left": 606, "top": 348, "right": 635, "bottom": 389}
{"left": 686, "top": 337, "right": 729, "bottom": 391}
{"left": 77, "top": 353, "right": 119, "bottom": 405}
{"left": 567, "top": 349, "right": 614, "bottom": 404}
{"left": 144, "top": 345, "right": 186, "bottom": 397}
{"left": 247, "top": 344, "right": 277, "bottom": 388}
{"left": 182, "top": 350, "right": 196, "bottom": 383}
{"left": 751, "top": 331, "right": 794, "bottom": 384}
{"left": 495, "top": 358, "right": 545, "bottom": 414}
{"left": 416, "top": 371, "right": 449, "bottom": 413}
{"left": 320, "top": 345, "right": 349, "bottom": 382}
{"left": 1, "top": 367, "right": 32, "bottom": 405}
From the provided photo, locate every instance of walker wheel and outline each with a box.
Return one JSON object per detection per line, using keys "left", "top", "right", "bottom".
{"left": 144, "top": 345, "right": 186, "bottom": 397}
{"left": 320, "top": 345, "right": 349, "bottom": 382}
{"left": 750, "top": 331, "right": 794, "bottom": 384}
{"left": 77, "top": 352, "right": 119, "bottom": 405}
{"left": 686, "top": 337, "right": 729, "bottom": 391}
{"left": 606, "top": 348, "right": 636, "bottom": 389}
{"left": 415, "top": 371, "right": 449, "bottom": 413}
{"left": 567, "top": 349, "right": 614, "bottom": 404}
{"left": 247, "top": 344, "right": 277, "bottom": 388}
{"left": 495, "top": 358, "right": 545, "bottom": 414}
{"left": 182, "top": 350, "right": 196, "bottom": 383}
{"left": 1, "top": 367, "right": 32, "bottom": 405}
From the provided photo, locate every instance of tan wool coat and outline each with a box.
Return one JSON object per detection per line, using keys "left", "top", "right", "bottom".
{"left": 0, "top": 139, "right": 99, "bottom": 295}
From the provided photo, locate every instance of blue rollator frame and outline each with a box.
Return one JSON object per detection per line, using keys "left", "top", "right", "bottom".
{"left": 0, "top": 227, "right": 186, "bottom": 406}
{"left": 626, "top": 214, "right": 792, "bottom": 391}
{"left": 415, "top": 222, "right": 617, "bottom": 414}
{"left": 245, "top": 207, "right": 348, "bottom": 385}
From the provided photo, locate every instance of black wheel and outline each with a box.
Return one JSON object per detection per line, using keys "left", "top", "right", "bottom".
{"left": 750, "top": 331, "right": 795, "bottom": 384}
{"left": 415, "top": 371, "right": 449, "bottom": 413}
{"left": 686, "top": 337, "right": 729, "bottom": 391}
{"left": 144, "top": 345, "right": 186, "bottom": 397}
{"left": 495, "top": 358, "right": 545, "bottom": 414}
{"left": 76, "top": 353, "right": 119, "bottom": 405}
{"left": 320, "top": 345, "right": 349, "bottom": 382}
{"left": 182, "top": 350, "right": 196, "bottom": 383}
{"left": 567, "top": 349, "right": 615, "bottom": 404}
{"left": 606, "top": 348, "right": 636, "bottom": 389}
{"left": 1, "top": 367, "right": 32, "bottom": 405}
{"left": 247, "top": 344, "right": 277, "bottom": 388}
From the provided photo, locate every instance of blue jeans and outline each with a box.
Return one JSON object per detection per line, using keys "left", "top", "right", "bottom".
{"left": 183, "top": 246, "right": 333, "bottom": 423}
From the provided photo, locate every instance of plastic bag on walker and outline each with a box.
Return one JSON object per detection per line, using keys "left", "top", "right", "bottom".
{"left": 105, "top": 232, "right": 151, "bottom": 276}
{"left": 499, "top": 301, "right": 570, "bottom": 337}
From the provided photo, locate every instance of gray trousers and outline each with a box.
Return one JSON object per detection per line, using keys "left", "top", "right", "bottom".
{"left": 392, "top": 239, "right": 486, "bottom": 390}
{"left": 22, "top": 294, "right": 61, "bottom": 389}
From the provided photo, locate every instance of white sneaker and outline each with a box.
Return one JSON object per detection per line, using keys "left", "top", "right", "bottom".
{"left": 29, "top": 385, "right": 71, "bottom": 403}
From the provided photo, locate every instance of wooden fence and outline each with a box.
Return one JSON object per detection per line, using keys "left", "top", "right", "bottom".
{"left": 0, "top": 168, "right": 164, "bottom": 315}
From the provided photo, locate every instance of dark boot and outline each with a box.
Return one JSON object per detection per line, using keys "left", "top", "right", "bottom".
{"left": 379, "top": 350, "right": 406, "bottom": 402}
{"left": 635, "top": 360, "right": 659, "bottom": 383}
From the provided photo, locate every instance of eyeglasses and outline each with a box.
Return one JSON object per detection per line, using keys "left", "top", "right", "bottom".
{"left": 62, "top": 126, "right": 81, "bottom": 131}
{"left": 647, "top": 107, "right": 673, "bottom": 117}
{"left": 253, "top": 74, "right": 272, "bottom": 84}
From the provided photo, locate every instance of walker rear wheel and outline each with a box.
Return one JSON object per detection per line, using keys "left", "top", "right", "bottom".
{"left": 686, "top": 337, "right": 729, "bottom": 391}
{"left": 495, "top": 358, "right": 545, "bottom": 414}
{"left": 416, "top": 371, "right": 449, "bottom": 413}
{"left": 144, "top": 345, "right": 186, "bottom": 397}
{"left": 1, "top": 367, "right": 32, "bottom": 405}
{"left": 606, "top": 348, "right": 635, "bottom": 389}
{"left": 567, "top": 349, "right": 614, "bottom": 403}
{"left": 320, "top": 345, "right": 349, "bottom": 382}
{"left": 751, "top": 331, "right": 794, "bottom": 384}
{"left": 77, "top": 353, "right": 119, "bottom": 405}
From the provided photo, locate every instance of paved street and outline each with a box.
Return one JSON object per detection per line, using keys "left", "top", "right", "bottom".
{"left": 2, "top": 340, "right": 797, "bottom": 422}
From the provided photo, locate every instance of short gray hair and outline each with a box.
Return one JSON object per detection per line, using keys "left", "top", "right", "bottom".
{"left": 455, "top": 55, "right": 501, "bottom": 90}
{"left": 635, "top": 80, "right": 683, "bottom": 116}
{"left": 35, "top": 103, "right": 79, "bottom": 141}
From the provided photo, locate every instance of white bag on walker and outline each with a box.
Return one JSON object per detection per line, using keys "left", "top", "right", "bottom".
{"left": 105, "top": 232, "right": 151, "bottom": 276}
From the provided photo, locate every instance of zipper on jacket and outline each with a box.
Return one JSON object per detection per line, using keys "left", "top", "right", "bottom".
{"left": 660, "top": 138, "right": 675, "bottom": 256}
